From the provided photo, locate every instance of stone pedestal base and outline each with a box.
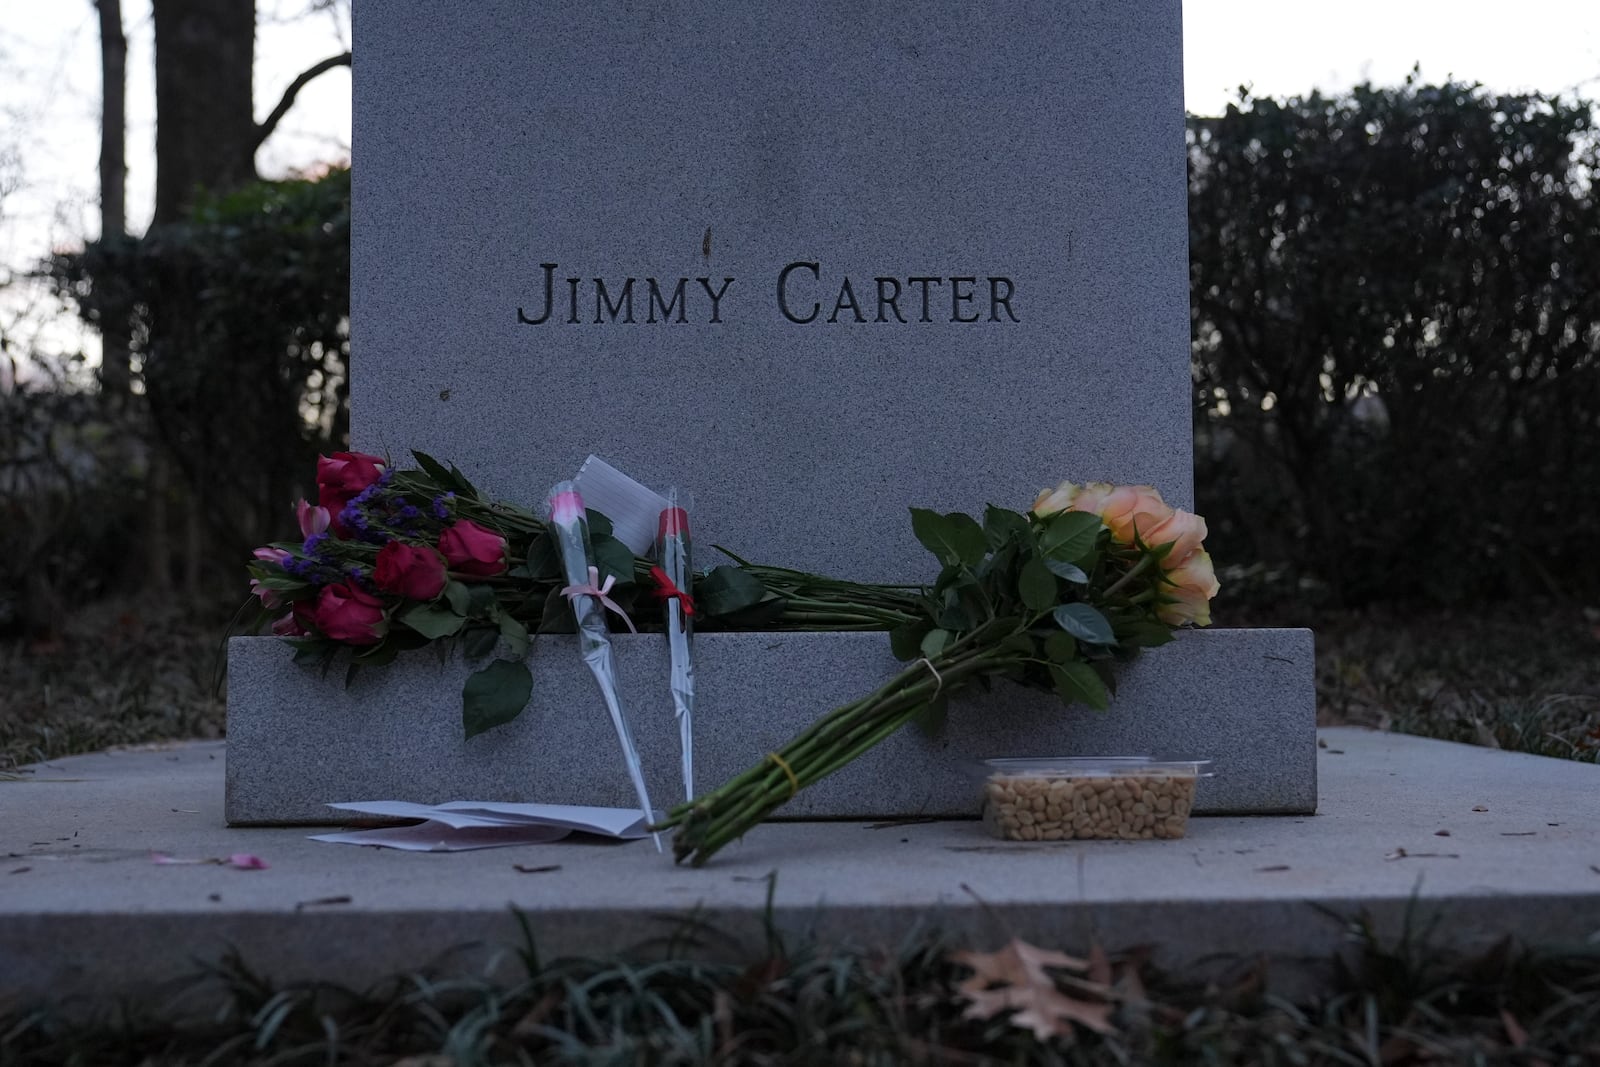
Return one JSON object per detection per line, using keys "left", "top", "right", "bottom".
{"left": 225, "top": 629, "right": 1315, "bottom": 825}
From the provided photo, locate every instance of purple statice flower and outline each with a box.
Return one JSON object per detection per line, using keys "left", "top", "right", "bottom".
{"left": 303, "top": 532, "right": 330, "bottom": 556}
{"left": 431, "top": 493, "right": 456, "bottom": 519}
{"left": 399, "top": 504, "right": 421, "bottom": 521}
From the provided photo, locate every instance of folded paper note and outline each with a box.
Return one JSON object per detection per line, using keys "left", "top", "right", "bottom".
{"left": 308, "top": 800, "right": 652, "bottom": 852}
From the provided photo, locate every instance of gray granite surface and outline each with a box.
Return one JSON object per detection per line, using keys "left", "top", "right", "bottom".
{"left": 226, "top": 628, "right": 1315, "bottom": 824}
{"left": 351, "top": 0, "right": 1192, "bottom": 582}
{"left": 9, "top": 730, "right": 1598, "bottom": 1004}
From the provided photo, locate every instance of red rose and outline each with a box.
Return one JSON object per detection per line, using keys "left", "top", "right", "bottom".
{"left": 438, "top": 519, "right": 508, "bottom": 576}
{"left": 316, "top": 451, "right": 386, "bottom": 529}
{"left": 312, "top": 581, "right": 388, "bottom": 645}
{"left": 373, "top": 541, "right": 448, "bottom": 600}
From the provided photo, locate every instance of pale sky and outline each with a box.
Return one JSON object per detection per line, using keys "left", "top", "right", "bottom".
{"left": 1, "top": 0, "right": 1596, "bottom": 372}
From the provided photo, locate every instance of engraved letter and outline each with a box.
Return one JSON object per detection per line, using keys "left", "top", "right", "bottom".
{"left": 697, "top": 277, "right": 735, "bottom": 323}
{"left": 647, "top": 278, "right": 688, "bottom": 323}
{"left": 516, "top": 263, "right": 557, "bottom": 325}
{"left": 827, "top": 277, "right": 866, "bottom": 324}
{"left": 907, "top": 276, "right": 943, "bottom": 322}
{"left": 594, "top": 278, "right": 636, "bottom": 323}
{"left": 950, "top": 277, "right": 980, "bottom": 322}
{"left": 874, "top": 277, "right": 906, "bottom": 323}
{"left": 988, "top": 277, "right": 1019, "bottom": 322}
{"left": 777, "top": 261, "right": 819, "bottom": 324}
{"left": 567, "top": 278, "right": 581, "bottom": 323}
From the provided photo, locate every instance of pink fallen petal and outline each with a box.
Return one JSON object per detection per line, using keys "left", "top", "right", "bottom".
{"left": 228, "top": 853, "right": 269, "bottom": 870}
{"left": 150, "top": 852, "right": 205, "bottom": 866}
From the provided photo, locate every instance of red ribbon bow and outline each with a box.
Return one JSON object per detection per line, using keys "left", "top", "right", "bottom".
{"left": 649, "top": 566, "right": 696, "bottom": 617}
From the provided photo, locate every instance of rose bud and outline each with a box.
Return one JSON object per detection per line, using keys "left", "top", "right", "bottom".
{"left": 296, "top": 498, "right": 331, "bottom": 539}
{"left": 248, "top": 578, "right": 282, "bottom": 610}
{"left": 438, "top": 519, "right": 508, "bottom": 577}
{"left": 312, "top": 581, "right": 388, "bottom": 645}
{"left": 373, "top": 541, "right": 449, "bottom": 601}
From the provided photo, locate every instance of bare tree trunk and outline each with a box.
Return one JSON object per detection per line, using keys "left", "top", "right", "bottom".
{"left": 152, "top": 0, "right": 257, "bottom": 226}
{"left": 96, "top": 0, "right": 129, "bottom": 396}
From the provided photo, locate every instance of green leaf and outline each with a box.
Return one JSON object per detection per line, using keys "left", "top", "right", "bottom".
{"left": 1018, "top": 556, "right": 1058, "bottom": 611}
{"left": 889, "top": 624, "right": 927, "bottom": 662}
{"left": 936, "top": 589, "right": 972, "bottom": 631}
{"left": 1116, "top": 620, "right": 1176, "bottom": 648}
{"left": 498, "top": 614, "right": 531, "bottom": 658}
{"left": 524, "top": 533, "right": 562, "bottom": 580}
{"left": 983, "top": 504, "right": 1030, "bottom": 547}
{"left": 1052, "top": 603, "right": 1116, "bottom": 646}
{"left": 410, "top": 450, "right": 460, "bottom": 490}
{"left": 537, "top": 587, "right": 576, "bottom": 634}
{"left": 584, "top": 509, "right": 614, "bottom": 539}
{"left": 354, "top": 640, "right": 401, "bottom": 667}
{"left": 697, "top": 566, "right": 769, "bottom": 616}
{"left": 1039, "top": 511, "right": 1103, "bottom": 562}
{"left": 461, "top": 623, "right": 500, "bottom": 660}
{"left": 1045, "top": 559, "right": 1089, "bottom": 584}
{"left": 462, "top": 660, "right": 533, "bottom": 739}
{"left": 591, "top": 534, "right": 636, "bottom": 586}
{"left": 920, "top": 628, "right": 951, "bottom": 658}
{"left": 1051, "top": 661, "right": 1110, "bottom": 711}
{"left": 910, "top": 508, "right": 988, "bottom": 567}
{"left": 444, "top": 581, "right": 473, "bottom": 616}
{"left": 1043, "top": 631, "right": 1079, "bottom": 663}
{"left": 399, "top": 603, "right": 466, "bottom": 640}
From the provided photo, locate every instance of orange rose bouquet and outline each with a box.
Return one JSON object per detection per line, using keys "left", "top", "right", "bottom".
{"left": 658, "top": 481, "right": 1219, "bottom": 865}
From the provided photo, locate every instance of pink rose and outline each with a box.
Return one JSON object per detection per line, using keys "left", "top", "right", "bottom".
{"left": 1157, "top": 550, "right": 1220, "bottom": 627}
{"left": 373, "top": 541, "right": 448, "bottom": 600}
{"left": 1092, "top": 485, "right": 1175, "bottom": 544}
{"left": 312, "top": 582, "right": 388, "bottom": 645}
{"left": 296, "top": 498, "right": 331, "bottom": 538}
{"left": 316, "top": 451, "right": 386, "bottom": 524}
{"left": 1143, "top": 509, "right": 1208, "bottom": 568}
{"left": 438, "top": 519, "right": 508, "bottom": 577}
{"left": 249, "top": 579, "right": 282, "bottom": 611}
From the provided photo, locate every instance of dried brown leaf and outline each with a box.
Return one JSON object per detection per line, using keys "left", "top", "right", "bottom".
{"left": 951, "top": 938, "right": 1113, "bottom": 1042}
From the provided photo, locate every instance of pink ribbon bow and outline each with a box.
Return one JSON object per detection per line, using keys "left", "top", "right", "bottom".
{"left": 560, "top": 565, "right": 638, "bottom": 633}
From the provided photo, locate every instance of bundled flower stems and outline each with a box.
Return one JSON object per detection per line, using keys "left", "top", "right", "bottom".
{"left": 654, "top": 490, "right": 696, "bottom": 803}
{"left": 547, "top": 481, "right": 662, "bottom": 851}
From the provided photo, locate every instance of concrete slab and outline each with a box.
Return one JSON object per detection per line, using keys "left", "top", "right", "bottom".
{"left": 4, "top": 728, "right": 1598, "bottom": 1006}
{"left": 226, "top": 628, "right": 1317, "bottom": 823}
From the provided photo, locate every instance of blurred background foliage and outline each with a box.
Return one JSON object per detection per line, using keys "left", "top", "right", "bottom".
{"left": 1190, "top": 79, "right": 1600, "bottom": 609}
{"left": 8, "top": 78, "right": 1597, "bottom": 633}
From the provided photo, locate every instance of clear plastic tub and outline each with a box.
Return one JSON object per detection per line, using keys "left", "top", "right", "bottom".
{"left": 978, "top": 757, "right": 1214, "bottom": 841}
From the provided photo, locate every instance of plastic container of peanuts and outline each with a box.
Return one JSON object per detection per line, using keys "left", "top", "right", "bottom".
{"left": 978, "top": 757, "right": 1214, "bottom": 841}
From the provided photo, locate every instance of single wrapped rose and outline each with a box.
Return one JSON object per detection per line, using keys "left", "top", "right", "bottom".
{"left": 1157, "top": 550, "right": 1220, "bottom": 627}
{"left": 1142, "top": 508, "right": 1208, "bottom": 568}
{"left": 312, "top": 581, "right": 388, "bottom": 645}
{"left": 438, "top": 519, "right": 508, "bottom": 577}
{"left": 373, "top": 541, "right": 448, "bottom": 600}
{"left": 316, "top": 451, "right": 386, "bottom": 526}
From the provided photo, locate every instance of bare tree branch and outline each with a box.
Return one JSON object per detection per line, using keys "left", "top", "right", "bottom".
{"left": 253, "top": 51, "right": 351, "bottom": 150}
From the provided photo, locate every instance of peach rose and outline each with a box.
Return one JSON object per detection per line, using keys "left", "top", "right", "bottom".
{"left": 1157, "top": 550, "right": 1220, "bottom": 627}
{"left": 1031, "top": 481, "right": 1082, "bottom": 518}
{"left": 1142, "top": 509, "right": 1208, "bottom": 568}
{"left": 1091, "top": 485, "right": 1174, "bottom": 544}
